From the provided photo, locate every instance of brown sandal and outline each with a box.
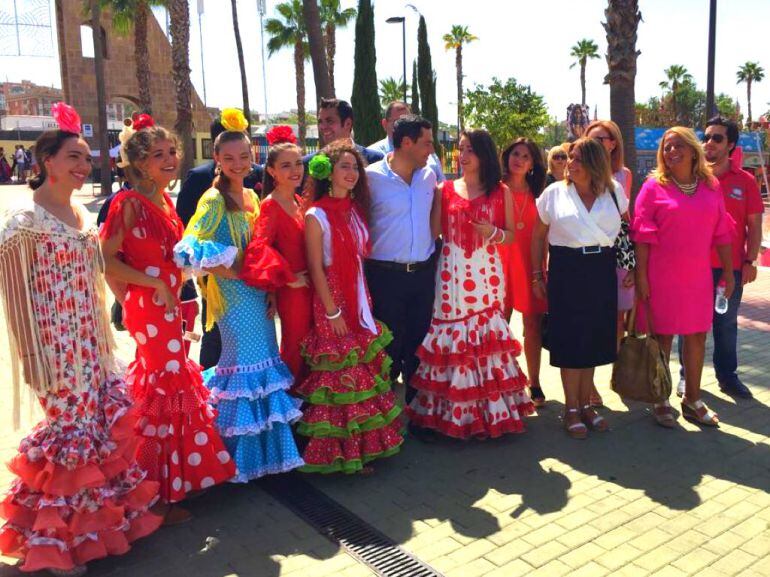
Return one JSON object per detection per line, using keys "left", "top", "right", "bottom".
{"left": 682, "top": 399, "right": 719, "bottom": 427}
{"left": 563, "top": 408, "right": 587, "bottom": 439}
{"left": 581, "top": 405, "right": 609, "bottom": 431}
{"left": 653, "top": 401, "right": 677, "bottom": 428}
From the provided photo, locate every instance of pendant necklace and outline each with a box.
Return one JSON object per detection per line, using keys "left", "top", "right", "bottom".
{"left": 512, "top": 189, "right": 530, "bottom": 230}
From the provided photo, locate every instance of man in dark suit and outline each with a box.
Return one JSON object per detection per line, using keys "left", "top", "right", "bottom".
{"left": 303, "top": 98, "right": 384, "bottom": 167}
{"left": 176, "top": 117, "right": 264, "bottom": 369}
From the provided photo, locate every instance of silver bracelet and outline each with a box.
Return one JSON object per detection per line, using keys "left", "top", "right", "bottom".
{"left": 325, "top": 308, "right": 342, "bottom": 320}
{"left": 486, "top": 227, "right": 500, "bottom": 242}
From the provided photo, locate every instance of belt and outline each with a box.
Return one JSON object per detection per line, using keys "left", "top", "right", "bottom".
{"left": 550, "top": 245, "right": 613, "bottom": 255}
{"left": 366, "top": 256, "right": 434, "bottom": 273}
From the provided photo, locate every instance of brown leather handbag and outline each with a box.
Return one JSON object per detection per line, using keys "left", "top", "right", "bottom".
{"left": 611, "top": 302, "right": 672, "bottom": 403}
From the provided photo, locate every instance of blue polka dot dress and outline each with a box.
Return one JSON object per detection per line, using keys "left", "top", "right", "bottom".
{"left": 174, "top": 189, "right": 304, "bottom": 481}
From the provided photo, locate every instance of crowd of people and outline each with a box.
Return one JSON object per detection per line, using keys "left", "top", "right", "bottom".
{"left": 0, "top": 145, "right": 34, "bottom": 184}
{"left": 0, "top": 96, "right": 763, "bottom": 575}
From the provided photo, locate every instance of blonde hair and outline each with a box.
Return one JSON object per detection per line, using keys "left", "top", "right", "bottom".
{"left": 568, "top": 137, "right": 614, "bottom": 197}
{"left": 122, "top": 125, "right": 181, "bottom": 187}
{"left": 586, "top": 120, "right": 625, "bottom": 173}
{"left": 546, "top": 143, "right": 569, "bottom": 175}
{"left": 651, "top": 126, "right": 714, "bottom": 187}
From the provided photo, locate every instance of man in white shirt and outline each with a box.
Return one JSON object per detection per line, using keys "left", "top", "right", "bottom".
{"left": 365, "top": 115, "right": 438, "bottom": 415}
{"left": 369, "top": 101, "right": 445, "bottom": 183}
{"left": 14, "top": 145, "right": 27, "bottom": 183}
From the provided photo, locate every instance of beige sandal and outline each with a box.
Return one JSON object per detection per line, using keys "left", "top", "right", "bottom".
{"left": 682, "top": 398, "right": 719, "bottom": 427}
{"left": 564, "top": 408, "right": 588, "bottom": 439}
{"left": 653, "top": 401, "right": 676, "bottom": 429}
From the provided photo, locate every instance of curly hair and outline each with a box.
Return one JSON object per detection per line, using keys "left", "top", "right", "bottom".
{"left": 122, "top": 125, "right": 180, "bottom": 187}
{"left": 302, "top": 141, "right": 371, "bottom": 220}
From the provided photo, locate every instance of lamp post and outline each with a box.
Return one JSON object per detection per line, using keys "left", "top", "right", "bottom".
{"left": 257, "top": 0, "right": 269, "bottom": 125}
{"left": 705, "top": 0, "right": 717, "bottom": 121}
{"left": 386, "top": 16, "right": 407, "bottom": 102}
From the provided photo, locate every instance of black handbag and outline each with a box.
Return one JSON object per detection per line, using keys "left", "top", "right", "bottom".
{"left": 609, "top": 188, "right": 636, "bottom": 270}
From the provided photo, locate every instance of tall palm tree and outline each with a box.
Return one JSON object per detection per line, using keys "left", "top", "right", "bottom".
{"left": 230, "top": 0, "right": 250, "bottom": 126}
{"left": 302, "top": 0, "right": 332, "bottom": 100}
{"left": 570, "top": 38, "right": 600, "bottom": 106}
{"left": 168, "top": 0, "right": 194, "bottom": 177}
{"left": 266, "top": 1, "right": 309, "bottom": 148}
{"left": 89, "top": 0, "right": 112, "bottom": 193}
{"left": 442, "top": 24, "right": 477, "bottom": 134}
{"left": 379, "top": 77, "right": 406, "bottom": 108}
{"left": 659, "top": 64, "right": 692, "bottom": 124}
{"left": 319, "top": 0, "right": 356, "bottom": 96}
{"left": 603, "top": 0, "right": 641, "bottom": 210}
{"left": 737, "top": 61, "right": 765, "bottom": 125}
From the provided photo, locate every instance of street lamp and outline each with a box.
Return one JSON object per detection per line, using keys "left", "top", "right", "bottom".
{"left": 386, "top": 16, "right": 407, "bottom": 102}
{"left": 257, "top": 0, "right": 270, "bottom": 126}
{"left": 705, "top": 0, "right": 717, "bottom": 121}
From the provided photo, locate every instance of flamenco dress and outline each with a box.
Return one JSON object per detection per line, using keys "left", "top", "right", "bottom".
{"left": 0, "top": 201, "right": 161, "bottom": 573}
{"left": 101, "top": 190, "right": 235, "bottom": 502}
{"left": 174, "top": 189, "right": 303, "bottom": 481}
{"left": 240, "top": 195, "right": 313, "bottom": 383}
{"left": 297, "top": 197, "right": 403, "bottom": 474}
{"left": 406, "top": 181, "right": 534, "bottom": 439}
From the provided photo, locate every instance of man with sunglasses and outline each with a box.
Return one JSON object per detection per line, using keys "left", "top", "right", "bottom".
{"left": 678, "top": 116, "right": 763, "bottom": 399}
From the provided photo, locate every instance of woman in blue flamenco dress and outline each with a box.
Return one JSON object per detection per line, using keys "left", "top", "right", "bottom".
{"left": 174, "top": 119, "right": 303, "bottom": 481}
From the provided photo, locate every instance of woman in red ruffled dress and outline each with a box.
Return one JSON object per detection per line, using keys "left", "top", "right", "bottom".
{"left": 0, "top": 104, "right": 162, "bottom": 576}
{"left": 100, "top": 116, "right": 235, "bottom": 523}
{"left": 241, "top": 126, "right": 312, "bottom": 382}
{"left": 406, "top": 129, "right": 533, "bottom": 439}
{"left": 297, "top": 141, "right": 403, "bottom": 474}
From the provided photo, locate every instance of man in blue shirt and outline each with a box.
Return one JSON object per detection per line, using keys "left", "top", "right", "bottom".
{"left": 365, "top": 115, "right": 438, "bottom": 413}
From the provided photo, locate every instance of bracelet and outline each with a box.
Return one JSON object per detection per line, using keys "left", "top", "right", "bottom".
{"left": 325, "top": 308, "right": 342, "bottom": 320}
{"left": 532, "top": 270, "right": 544, "bottom": 277}
{"left": 493, "top": 228, "right": 505, "bottom": 244}
{"left": 485, "top": 227, "right": 499, "bottom": 242}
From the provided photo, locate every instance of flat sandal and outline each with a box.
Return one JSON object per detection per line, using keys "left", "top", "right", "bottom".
{"left": 653, "top": 401, "right": 676, "bottom": 429}
{"left": 682, "top": 398, "right": 719, "bottom": 427}
{"left": 563, "top": 408, "right": 587, "bottom": 440}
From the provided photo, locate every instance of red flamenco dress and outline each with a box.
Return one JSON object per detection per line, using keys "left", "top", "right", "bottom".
{"left": 240, "top": 195, "right": 313, "bottom": 382}
{"left": 101, "top": 190, "right": 235, "bottom": 502}
{"left": 297, "top": 197, "right": 403, "bottom": 473}
{"left": 406, "top": 181, "right": 534, "bottom": 438}
{"left": 0, "top": 201, "right": 162, "bottom": 573}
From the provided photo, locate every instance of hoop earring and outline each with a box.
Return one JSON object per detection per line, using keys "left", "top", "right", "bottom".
{"left": 215, "top": 164, "right": 222, "bottom": 176}
{"left": 168, "top": 179, "right": 178, "bottom": 191}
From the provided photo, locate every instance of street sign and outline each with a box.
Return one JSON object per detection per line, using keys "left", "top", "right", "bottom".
{"left": 82, "top": 124, "right": 93, "bottom": 137}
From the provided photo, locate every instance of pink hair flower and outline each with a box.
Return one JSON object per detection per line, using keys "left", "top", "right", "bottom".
{"left": 51, "top": 102, "right": 82, "bottom": 134}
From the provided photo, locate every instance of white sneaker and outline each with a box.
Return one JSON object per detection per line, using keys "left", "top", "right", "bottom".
{"left": 676, "top": 379, "right": 686, "bottom": 398}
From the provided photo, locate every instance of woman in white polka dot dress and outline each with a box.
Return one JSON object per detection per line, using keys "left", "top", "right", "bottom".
{"left": 101, "top": 117, "right": 235, "bottom": 523}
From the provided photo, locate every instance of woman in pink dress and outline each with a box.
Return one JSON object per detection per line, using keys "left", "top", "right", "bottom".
{"left": 633, "top": 127, "right": 734, "bottom": 428}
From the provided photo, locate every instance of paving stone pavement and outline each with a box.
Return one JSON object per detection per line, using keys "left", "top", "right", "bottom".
{"left": 1, "top": 184, "right": 769, "bottom": 576}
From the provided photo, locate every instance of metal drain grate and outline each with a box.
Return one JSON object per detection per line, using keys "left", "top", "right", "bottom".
{"left": 260, "top": 473, "right": 444, "bottom": 577}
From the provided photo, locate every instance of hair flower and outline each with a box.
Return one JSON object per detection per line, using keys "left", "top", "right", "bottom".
{"left": 308, "top": 154, "right": 332, "bottom": 180}
{"left": 221, "top": 108, "right": 249, "bottom": 132}
{"left": 51, "top": 102, "right": 82, "bottom": 134}
{"left": 132, "top": 113, "right": 155, "bottom": 131}
{"left": 266, "top": 125, "right": 297, "bottom": 146}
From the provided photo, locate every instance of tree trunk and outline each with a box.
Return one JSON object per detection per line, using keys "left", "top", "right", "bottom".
{"left": 325, "top": 23, "right": 336, "bottom": 97}
{"left": 580, "top": 59, "right": 587, "bottom": 106}
{"left": 747, "top": 80, "right": 752, "bottom": 125}
{"left": 90, "top": 0, "right": 111, "bottom": 195}
{"left": 294, "top": 40, "right": 307, "bottom": 150}
{"left": 169, "top": 0, "right": 194, "bottom": 177}
{"left": 303, "top": 0, "right": 332, "bottom": 102}
{"left": 135, "top": 1, "right": 152, "bottom": 114}
{"left": 230, "top": 0, "right": 251, "bottom": 126}
{"left": 456, "top": 46, "right": 463, "bottom": 134}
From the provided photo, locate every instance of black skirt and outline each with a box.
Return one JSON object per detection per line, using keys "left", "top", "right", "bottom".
{"left": 547, "top": 244, "right": 617, "bottom": 368}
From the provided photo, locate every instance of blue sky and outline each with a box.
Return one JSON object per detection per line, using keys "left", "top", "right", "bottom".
{"left": 4, "top": 0, "right": 770, "bottom": 129}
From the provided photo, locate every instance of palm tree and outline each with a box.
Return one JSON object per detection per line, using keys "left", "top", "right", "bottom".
{"left": 659, "top": 64, "right": 692, "bottom": 124}
{"left": 737, "top": 61, "right": 765, "bottom": 125}
{"left": 603, "top": 0, "right": 641, "bottom": 211}
{"left": 379, "top": 77, "right": 406, "bottom": 108}
{"left": 88, "top": 0, "right": 112, "bottom": 193}
{"left": 319, "top": 0, "right": 356, "bottom": 96}
{"left": 570, "top": 38, "right": 600, "bottom": 106}
{"left": 302, "top": 0, "right": 332, "bottom": 100}
{"left": 266, "top": 1, "right": 309, "bottom": 148}
{"left": 442, "top": 24, "right": 477, "bottom": 133}
{"left": 230, "top": 0, "right": 250, "bottom": 126}
{"left": 168, "top": 0, "right": 194, "bottom": 177}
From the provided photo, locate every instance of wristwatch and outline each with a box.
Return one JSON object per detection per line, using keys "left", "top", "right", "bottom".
{"left": 744, "top": 259, "right": 757, "bottom": 266}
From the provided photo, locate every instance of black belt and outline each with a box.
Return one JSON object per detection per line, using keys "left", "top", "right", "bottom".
{"left": 366, "top": 255, "right": 434, "bottom": 273}
{"left": 550, "top": 245, "right": 614, "bottom": 255}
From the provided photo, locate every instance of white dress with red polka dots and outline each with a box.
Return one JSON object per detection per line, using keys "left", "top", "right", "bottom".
{"left": 406, "top": 181, "right": 533, "bottom": 439}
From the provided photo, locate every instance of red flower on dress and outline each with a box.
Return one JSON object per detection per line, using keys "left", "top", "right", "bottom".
{"left": 51, "top": 102, "right": 82, "bottom": 134}
{"left": 132, "top": 113, "right": 155, "bottom": 131}
{"left": 266, "top": 125, "right": 297, "bottom": 146}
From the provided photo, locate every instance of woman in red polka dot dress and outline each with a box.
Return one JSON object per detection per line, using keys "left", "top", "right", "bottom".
{"left": 406, "top": 130, "right": 534, "bottom": 439}
{"left": 101, "top": 117, "right": 235, "bottom": 523}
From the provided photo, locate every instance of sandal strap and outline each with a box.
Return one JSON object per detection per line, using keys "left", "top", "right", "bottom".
{"left": 683, "top": 399, "right": 718, "bottom": 422}
{"left": 582, "top": 405, "right": 605, "bottom": 426}
{"left": 565, "top": 408, "right": 587, "bottom": 431}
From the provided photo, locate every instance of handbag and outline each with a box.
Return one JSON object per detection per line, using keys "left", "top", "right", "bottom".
{"left": 608, "top": 188, "right": 636, "bottom": 270}
{"left": 611, "top": 302, "right": 672, "bottom": 403}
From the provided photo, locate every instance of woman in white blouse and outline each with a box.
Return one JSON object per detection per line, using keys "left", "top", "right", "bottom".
{"left": 531, "top": 138, "right": 628, "bottom": 439}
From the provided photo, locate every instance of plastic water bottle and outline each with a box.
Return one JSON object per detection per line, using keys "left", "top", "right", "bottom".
{"left": 715, "top": 281, "right": 728, "bottom": 314}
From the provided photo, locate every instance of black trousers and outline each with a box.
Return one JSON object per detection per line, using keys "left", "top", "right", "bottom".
{"left": 199, "top": 298, "right": 222, "bottom": 370}
{"left": 365, "top": 259, "right": 436, "bottom": 403}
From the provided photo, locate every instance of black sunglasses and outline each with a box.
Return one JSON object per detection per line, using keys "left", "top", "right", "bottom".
{"left": 552, "top": 153, "right": 567, "bottom": 160}
{"left": 702, "top": 133, "right": 726, "bottom": 144}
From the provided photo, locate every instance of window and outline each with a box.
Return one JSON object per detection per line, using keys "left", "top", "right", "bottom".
{"left": 79, "top": 24, "right": 108, "bottom": 59}
{"left": 202, "top": 138, "right": 213, "bottom": 159}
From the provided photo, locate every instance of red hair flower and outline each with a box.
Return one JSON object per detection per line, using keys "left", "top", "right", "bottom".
{"left": 132, "top": 113, "right": 155, "bottom": 131}
{"left": 266, "top": 125, "right": 297, "bottom": 146}
{"left": 51, "top": 102, "right": 82, "bottom": 134}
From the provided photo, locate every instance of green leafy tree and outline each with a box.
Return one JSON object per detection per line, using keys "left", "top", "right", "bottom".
{"left": 570, "top": 38, "right": 600, "bottom": 106}
{"left": 351, "top": 0, "right": 381, "bottom": 145}
{"left": 542, "top": 117, "right": 569, "bottom": 149}
{"left": 464, "top": 77, "right": 550, "bottom": 149}
{"left": 737, "top": 61, "right": 764, "bottom": 125}
{"left": 417, "top": 16, "right": 439, "bottom": 142}
{"left": 659, "top": 64, "right": 693, "bottom": 124}
{"left": 319, "top": 0, "right": 356, "bottom": 96}
{"left": 379, "top": 77, "right": 406, "bottom": 108}
{"left": 443, "top": 24, "right": 477, "bottom": 133}
{"left": 266, "top": 1, "right": 309, "bottom": 148}
{"left": 410, "top": 60, "right": 420, "bottom": 114}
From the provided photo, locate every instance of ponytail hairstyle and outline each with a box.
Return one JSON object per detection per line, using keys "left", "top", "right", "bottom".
{"left": 211, "top": 130, "right": 252, "bottom": 211}
{"left": 262, "top": 125, "right": 301, "bottom": 198}
{"left": 30, "top": 101, "right": 84, "bottom": 190}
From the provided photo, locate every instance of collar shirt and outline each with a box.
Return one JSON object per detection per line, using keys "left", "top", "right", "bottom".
{"left": 366, "top": 154, "right": 437, "bottom": 262}
{"left": 368, "top": 137, "right": 445, "bottom": 182}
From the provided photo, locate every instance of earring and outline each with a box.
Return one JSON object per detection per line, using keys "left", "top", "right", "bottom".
{"left": 168, "top": 178, "right": 178, "bottom": 191}
{"left": 214, "top": 164, "right": 222, "bottom": 176}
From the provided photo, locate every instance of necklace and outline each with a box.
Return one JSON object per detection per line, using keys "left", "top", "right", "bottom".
{"left": 671, "top": 175, "right": 698, "bottom": 196}
{"left": 511, "top": 189, "right": 530, "bottom": 230}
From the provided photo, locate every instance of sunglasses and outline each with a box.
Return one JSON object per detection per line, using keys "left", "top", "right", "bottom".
{"left": 552, "top": 153, "right": 567, "bottom": 160}
{"left": 701, "top": 133, "right": 726, "bottom": 144}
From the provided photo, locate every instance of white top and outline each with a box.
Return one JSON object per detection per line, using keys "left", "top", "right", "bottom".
{"left": 15, "top": 148, "right": 25, "bottom": 163}
{"left": 536, "top": 180, "right": 628, "bottom": 248}
{"left": 305, "top": 206, "right": 377, "bottom": 335}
